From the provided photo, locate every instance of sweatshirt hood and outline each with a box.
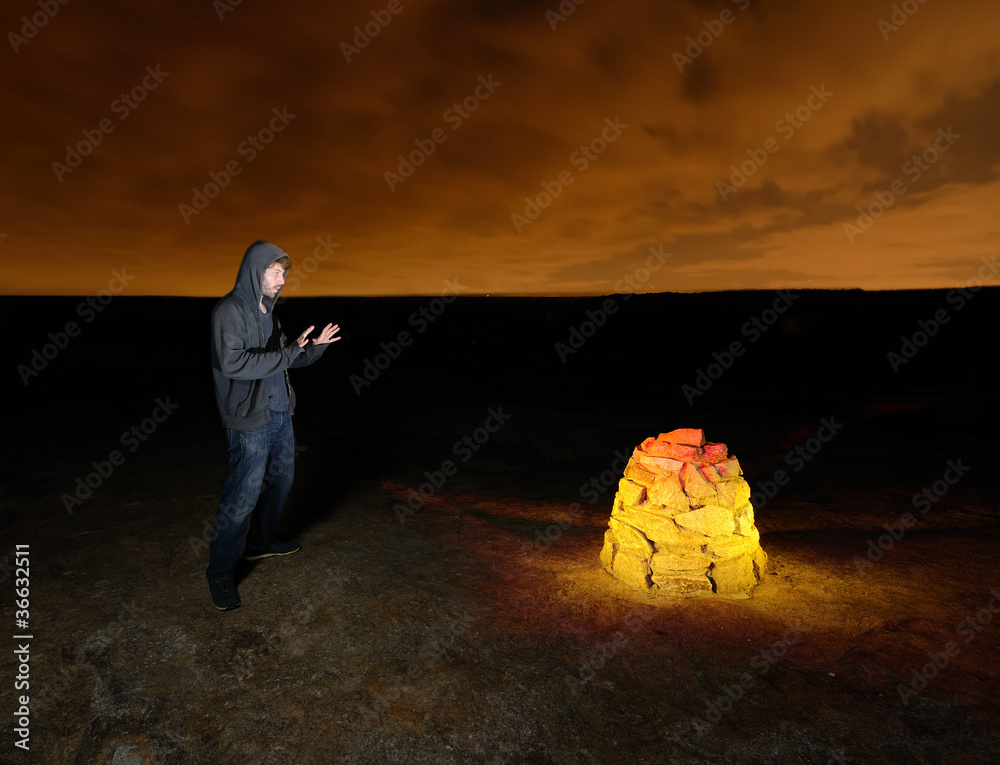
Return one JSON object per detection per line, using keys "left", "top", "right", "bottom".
{"left": 232, "top": 240, "right": 289, "bottom": 310}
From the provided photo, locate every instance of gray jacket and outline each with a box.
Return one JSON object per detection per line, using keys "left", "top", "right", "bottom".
{"left": 210, "top": 241, "right": 329, "bottom": 430}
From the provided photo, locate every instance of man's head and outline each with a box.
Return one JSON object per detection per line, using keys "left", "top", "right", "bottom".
{"left": 261, "top": 255, "right": 291, "bottom": 299}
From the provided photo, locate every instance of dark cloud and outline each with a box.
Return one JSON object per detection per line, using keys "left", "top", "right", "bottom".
{"left": 680, "top": 54, "right": 718, "bottom": 103}
{"left": 469, "top": 0, "right": 556, "bottom": 22}
{"left": 917, "top": 77, "right": 1000, "bottom": 185}
{"left": 843, "top": 113, "right": 912, "bottom": 176}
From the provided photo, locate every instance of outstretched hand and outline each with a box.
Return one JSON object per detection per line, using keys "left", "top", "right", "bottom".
{"left": 297, "top": 323, "right": 341, "bottom": 347}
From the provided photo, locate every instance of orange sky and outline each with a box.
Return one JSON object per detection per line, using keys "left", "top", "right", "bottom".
{"left": 3, "top": 0, "right": 999, "bottom": 296}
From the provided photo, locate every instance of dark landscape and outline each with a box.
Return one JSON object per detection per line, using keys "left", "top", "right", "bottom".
{"left": 4, "top": 288, "right": 1000, "bottom": 764}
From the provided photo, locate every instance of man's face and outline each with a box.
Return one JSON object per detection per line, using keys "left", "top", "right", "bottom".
{"left": 261, "top": 262, "right": 285, "bottom": 299}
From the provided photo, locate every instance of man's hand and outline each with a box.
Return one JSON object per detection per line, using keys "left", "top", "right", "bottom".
{"left": 312, "top": 323, "right": 340, "bottom": 345}
{"left": 297, "top": 323, "right": 341, "bottom": 347}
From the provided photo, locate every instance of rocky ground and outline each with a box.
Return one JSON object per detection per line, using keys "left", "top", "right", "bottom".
{"left": 4, "top": 292, "right": 999, "bottom": 764}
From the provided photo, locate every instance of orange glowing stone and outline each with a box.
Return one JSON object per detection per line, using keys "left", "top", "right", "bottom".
{"left": 600, "top": 429, "right": 767, "bottom": 598}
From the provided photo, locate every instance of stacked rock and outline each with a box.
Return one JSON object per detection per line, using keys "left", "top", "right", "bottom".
{"left": 600, "top": 428, "right": 766, "bottom": 597}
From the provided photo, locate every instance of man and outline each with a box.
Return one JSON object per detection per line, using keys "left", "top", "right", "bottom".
{"left": 207, "top": 240, "right": 340, "bottom": 611}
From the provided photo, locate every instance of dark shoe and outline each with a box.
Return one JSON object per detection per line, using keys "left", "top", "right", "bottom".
{"left": 245, "top": 540, "right": 302, "bottom": 561}
{"left": 208, "top": 576, "right": 241, "bottom": 611}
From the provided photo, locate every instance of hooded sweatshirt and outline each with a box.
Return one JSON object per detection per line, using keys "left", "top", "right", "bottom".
{"left": 210, "top": 240, "right": 329, "bottom": 429}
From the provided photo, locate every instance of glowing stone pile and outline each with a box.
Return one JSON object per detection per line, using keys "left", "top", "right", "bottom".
{"left": 600, "top": 428, "right": 766, "bottom": 597}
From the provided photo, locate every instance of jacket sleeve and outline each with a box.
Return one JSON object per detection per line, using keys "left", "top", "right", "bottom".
{"left": 289, "top": 341, "right": 330, "bottom": 368}
{"left": 275, "top": 319, "right": 332, "bottom": 369}
{"left": 212, "top": 302, "right": 303, "bottom": 380}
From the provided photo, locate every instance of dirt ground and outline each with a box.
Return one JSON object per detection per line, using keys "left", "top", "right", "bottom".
{"left": 4, "top": 292, "right": 1000, "bottom": 764}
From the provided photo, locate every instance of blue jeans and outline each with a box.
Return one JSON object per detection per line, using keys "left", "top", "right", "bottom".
{"left": 207, "top": 410, "right": 295, "bottom": 580}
